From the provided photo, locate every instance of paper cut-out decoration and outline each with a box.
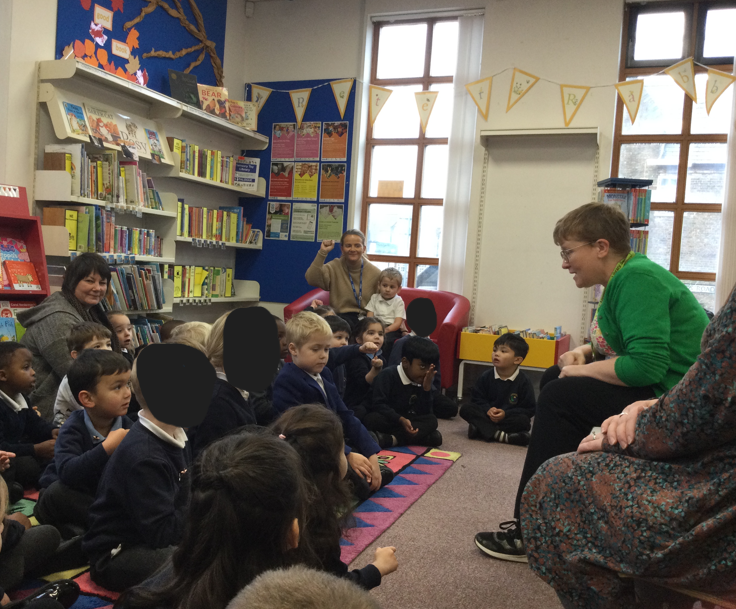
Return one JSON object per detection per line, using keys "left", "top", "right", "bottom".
{"left": 705, "top": 68, "right": 736, "bottom": 115}
{"left": 506, "top": 68, "right": 540, "bottom": 113}
{"left": 615, "top": 79, "right": 644, "bottom": 124}
{"left": 112, "top": 0, "right": 124, "bottom": 13}
{"left": 112, "top": 40, "right": 130, "bottom": 59}
{"left": 330, "top": 79, "right": 354, "bottom": 119}
{"left": 415, "top": 91, "right": 439, "bottom": 133}
{"left": 665, "top": 57, "right": 697, "bottom": 102}
{"left": 62, "top": 43, "right": 75, "bottom": 60}
{"left": 126, "top": 55, "right": 140, "bottom": 75}
{"left": 97, "top": 48, "right": 108, "bottom": 65}
{"left": 125, "top": 27, "right": 139, "bottom": 51}
{"left": 94, "top": 5, "right": 113, "bottom": 30}
{"left": 560, "top": 84, "right": 590, "bottom": 127}
{"left": 465, "top": 77, "right": 492, "bottom": 121}
{"left": 290, "top": 88, "right": 312, "bottom": 128}
{"left": 251, "top": 85, "right": 272, "bottom": 114}
{"left": 369, "top": 85, "right": 393, "bottom": 126}
{"left": 90, "top": 22, "right": 108, "bottom": 46}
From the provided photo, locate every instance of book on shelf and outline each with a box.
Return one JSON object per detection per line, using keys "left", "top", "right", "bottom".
{"left": 3, "top": 261, "right": 42, "bottom": 291}
{"left": 630, "top": 229, "right": 649, "bottom": 255}
{"left": 226, "top": 100, "right": 257, "bottom": 130}
{"left": 599, "top": 187, "right": 651, "bottom": 225}
{"left": 169, "top": 265, "right": 234, "bottom": 299}
{"left": 0, "top": 301, "right": 34, "bottom": 341}
{"left": 168, "top": 69, "right": 200, "bottom": 108}
{"left": 43, "top": 152, "right": 72, "bottom": 175}
{"left": 104, "top": 263, "right": 165, "bottom": 313}
{"left": 171, "top": 138, "right": 254, "bottom": 188}
{"left": 130, "top": 317, "right": 164, "bottom": 349}
{"left": 62, "top": 101, "right": 90, "bottom": 137}
{"left": 0, "top": 318, "right": 15, "bottom": 342}
{"left": 84, "top": 103, "right": 124, "bottom": 149}
{"left": 45, "top": 143, "right": 85, "bottom": 197}
{"left": 0, "top": 238, "right": 32, "bottom": 290}
{"left": 197, "top": 84, "right": 229, "bottom": 119}
{"left": 177, "top": 203, "right": 250, "bottom": 244}
{"left": 145, "top": 128, "right": 164, "bottom": 164}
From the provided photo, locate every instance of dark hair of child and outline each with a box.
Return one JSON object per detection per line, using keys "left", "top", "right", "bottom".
{"left": 0, "top": 341, "right": 26, "bottom": 372}
{"left": 159, "top": 320, "right": 185, "bottom": 343}
{"left": 119, "top": 432, "right": 309, "bottom": 609}
{"left": 314, "top": 305, "right": 336, "bottom": 317}
{"left": 495, "top": 333, "right": 530, "bottom": 359}
{"left": 67, "top": 350, "right": 131, "bottom": 407}
{"left": 66, "top": 322, "right": 112, "bottom": 353}
{"left": 271, "top": 405, "right": 353, "bottom": 570}
{"left": 326, "top": 315, "right": 351, "bottom": 336}
{"left": 402, "top": 336, "right": 439, "bottom": 366}
{"left": 353, "top": 317, "right": 385, "bottom": 343}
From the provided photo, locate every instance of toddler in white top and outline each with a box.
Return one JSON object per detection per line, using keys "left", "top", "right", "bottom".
{"left": 366, "top": 268, "right": 405, "bottom": 359}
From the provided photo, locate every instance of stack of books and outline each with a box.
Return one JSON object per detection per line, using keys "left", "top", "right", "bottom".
{"left": 169, "top": 265, "right": 234, "bottom": 299}
{"left": 176, "top": 201, "right": 255, "bottom": 244}
{"left": 103, "top": 264, "right": 165, "bottom": 312}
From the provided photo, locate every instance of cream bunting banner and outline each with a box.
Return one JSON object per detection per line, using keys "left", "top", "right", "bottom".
{"left": 330, "top": 79, "right": 354, "bottom": 119}
{"left": 465, "top": 77, "right": 492, "bottom": 121}
{"left": 369, "top": 85, "right": 393, "bottom": 125}
{"left": 665, "top": 58, "right": 697, "bottom": 103}
{"left": 560, "top": 85, "right": 590, "bottom": 127}
{"left": 506, "top": 68, "right": 540, "bottom": 112}
{"left": 705, "top": 68, "right": 736, "bottom": 115}
{"left": 415, "top": 91, "right": 439, "bottom": 133}
{"left": 615, "top": 79, "right": 644, "bottom": 125}
{"left": 251, "top": 85, "right": 272, "bottom": 114}
{"left": 289, "top": 88, "right": 312, "bottom": 128}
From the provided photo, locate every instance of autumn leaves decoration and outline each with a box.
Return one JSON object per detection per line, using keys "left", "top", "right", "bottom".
{"left": 63, "top": 27, "right": 146, "bottom": 87}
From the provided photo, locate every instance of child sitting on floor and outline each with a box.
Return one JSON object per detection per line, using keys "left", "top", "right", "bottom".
{"left": 273, "top": 405, "right": 398, "bottom": 590}
{"left": 459, "top": 333, "right": 535, "bottom": 446}
{"left": 53, "top": 322, "right": 113, "bottom": 427}
{"left": 366, "top": 336, "right": 443, "bottom": 449}
{"left": 168, "top": 321, "right": 212, "bottom": 353}
{"left": 108, "top": 312, "right": 134, "bottom": 365}
{"left": 159, "top": 320, "right": 185, "bottom": 343}
{"left": 250, "top": 315, "right": 288, "bottom": 426}
{"left": 0, "top": 343, "right": 58, "bottom": 495}
{"left": 365, "top": 268, "right": 405, "bottom": 361}
{"left": 343, "top": 317, "right": 386, "bottom": 421}
{"left": 35, "top": 350, "right": 133, "bottom": 539}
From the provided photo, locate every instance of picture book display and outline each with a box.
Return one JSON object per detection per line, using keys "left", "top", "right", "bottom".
{"left": 0, "top": 301, "right": 34, "bottom": 342}
{"left": 0, "top": 238, "right": 31, "bottom": 290}
{"left": 227, "top": 100, "right": 257, "bottom": 130}
{"left": 63, "top": 102, "right": 90, "bottom": 136}
{"left": 319, "top": 163, "right": 346, "bottom": 202}
{"left": 197, "top": 84, "right": 229, "bottom": 119}
{"left": 84, "top": 104, "right": 124, "bottom": 149}
{"left": 118, "top": 118, "right": 153, "bottom": 160}
{"left": 169, "top": 69, "right": 200, "bottom": 108}
{"left": 293, "top": 162, "right": 318, "bottom": 201}
{"left": 266, "top": 202, "right": 291, "bottom": 241}
{"left": 269, "top": 162, "right": 294, "bottom": 199}
{"left": 321, "top": 121, "right": 349, "bottom": 161}
{"left": 271, "top": 123, "right": 297, "bottom": 160}
{"left": 3, "top": 261, "right": 42, "bottom": 291}
{"left": 145, "top": 129, "right": 164, "bottom": 164}
{"left": 0, "top": 318, "right": 15, "bottom": 342}
{"left": 295, "top": 122, "right": 321, "bottom": 160}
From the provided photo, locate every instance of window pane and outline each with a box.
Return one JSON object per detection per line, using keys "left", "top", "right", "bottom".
{"left": 618, "top": 143, "right": 680, "bottom": 203}
{"left": 377, "top": 24, "right": 427, "bottom": 79}
{"left": 425, "top": 83, "right": 454, "bottom": 138}
{"left": 647, "top": 210, "right": 674, "bottom": 269}
{"left": 633, "top": 12, "right": 685, "bottom": 61}
{"left": 416, "top": 264, "right": 439, "bottom": 290}
{"left": 369, "top": 146, "right": 418, "bottom": 198}
{"left": 622, "top": 76, "right": 684, "bottom": 135}
{"left": 418, "top": 206, "right": 443, "bottom": 258}
{"left": 692, "top": 73, "right": 734, "bottom": 135}
{"left": 367, "top": 204, "right": 413, "bottom": 256}
{"left": 685, "top": 143, "right": 728, "bottom": 204}
{"left": 679, "top": 212, "right": 721, "bottom": 273}
{"left": 430, "top": 21, "right": 459, "bottom": 76}
{"left": 372, "top": 260, "right": 410, "bottom": 284}
{"left": 372, "top": 85, "right": 422, "bottom": 139}
{"left": 680, "top": 279, "right": 716, "bottom": 314}
{"left": 703, "top": 8, "right": 736, "bottom": 58}
{"left": 421, "top": 145, "right": 448, "bottom": 198}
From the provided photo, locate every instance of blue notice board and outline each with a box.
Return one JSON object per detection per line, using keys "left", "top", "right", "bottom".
{"left": 235, "top": 78, "right": 356, "bottom": 304}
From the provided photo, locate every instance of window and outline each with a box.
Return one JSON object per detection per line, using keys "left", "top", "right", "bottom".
{"left": 361, "top": 18, "right": 458, "bottom": 289}
{"left": 613, "top": 1, "right": 734, "bottom": 312}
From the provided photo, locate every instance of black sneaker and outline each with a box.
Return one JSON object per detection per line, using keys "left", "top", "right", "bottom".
{"left": 14, "top": 579, "right": 80, "bottom": 608}
{"left": 507, "top": 431, "right": 531, "bottom": 447}
{"left": 373, "top": 431, "right": 394, "bottom": 449}
{"left": 468, "top": 424, "right": 480, "bottom": 440}
{"left": 379, "top": 464, "right": 394, "bottom": 487}
{"left": 424, "top": 430, "right": 442, "bottom": 447}
{"left": 474, "top": 520, "right": 527, "bottom": 563}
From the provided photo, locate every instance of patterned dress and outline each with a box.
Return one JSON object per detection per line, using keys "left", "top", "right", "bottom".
{"left": 521, "top": 284, "right": 736, "bottom": 608}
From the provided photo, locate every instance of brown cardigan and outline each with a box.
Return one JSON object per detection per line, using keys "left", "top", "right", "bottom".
{"left": 305, "top": 251, "right": 381, "bottom": 314}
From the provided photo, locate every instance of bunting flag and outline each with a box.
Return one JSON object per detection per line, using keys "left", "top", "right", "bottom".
{"left": 560, "top": 84, "right": 590, "bottom": 127}
{"left": 414, "top": 91, "right": 439, "bottom": 133}
{"left": 251, "top": 85, "right": 272, "bottom": 114}
{"left": 615, "top": 79, "right": 644, "bottom": 124}
{"left": 465, "top": 77, "right": 492, "bottom": 121}
{"left": 665, "top": 57, "right": 697, "bottom": 103}
{"left": 369, "top": 85, "right": 393, "bottom": 125}
{"left": 289, "top": 88, "right": 312, "bottom": 128}
{"left": 506, "top": 68, "right": 540, "bottom": 112}
{"left": 705, "top": 68, "right": 736, "bottom": 115}
{"left": 330, "top": 79, "right": 354, "bottom": 119}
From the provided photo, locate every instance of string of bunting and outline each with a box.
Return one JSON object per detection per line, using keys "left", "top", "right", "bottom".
{"left": 247, "top": 58, "right": 735, "bottom": 130}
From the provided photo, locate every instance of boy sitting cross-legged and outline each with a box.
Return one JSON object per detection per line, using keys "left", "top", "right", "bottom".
{"left": 53, "top": 322, "right": 113, "bottom": 427}
{"left": 35, "top": 350, "right": 133, "bottom": 539}
{"left": 459, "top": 333, "right": 536, "bottom": 446}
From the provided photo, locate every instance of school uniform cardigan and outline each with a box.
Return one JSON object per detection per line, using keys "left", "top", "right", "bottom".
{"left": 83, "top": 421, "right": 190, "bottom": 561}
{"left": 370, "top": 366, "right": 434, "bottom": 424}
{"left": 343, "top": 352, "right": 386, "bottom": 409}
{"left": 327, "top": 344, "right": 363, "bottom": 398}
{"left": 0, "top": 395, "right": 56, "bottom": 456}
{"left": 272, "top": 363, "right": 380, "bottom": 457}
{"left": 39, "top": 410, "right": 133, "bottom": 492}
{"left": 305, "top": 251, "right": 381, "bottom": 315}
{"left": 470, "top": 368, "right": 536, "bottom": 420}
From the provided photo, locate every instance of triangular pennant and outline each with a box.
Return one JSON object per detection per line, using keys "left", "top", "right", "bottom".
{"left": 560, "top": 84, "right": 590, "bottom": 127}
{"left": 465, "top": 77, "right": 492, "bottom": 121}
{"left": 664, "top": 57, "right": 697, "bottom": 103}
{"left": 250, "top": 85, "right": 272, "bottom": 114}
{"left": 369, "top": 85, "right": 393, "bottom": 125}
{"left": 615, "top": 80, "right": 644, "bottom": 124}
{"left": 506, "top": 68, "right": 540, "bottom": 112}
{"left": 414, "top": 91, "right": 439, "bottom": 133}
{"left": 705, "top": 68, "right": 736, "bottom": 115}
{"left": 330, "top": 78, "right": 354, "bottom": 119}
{"left": 289, "top": 88, "right": 312, "bottom": 128}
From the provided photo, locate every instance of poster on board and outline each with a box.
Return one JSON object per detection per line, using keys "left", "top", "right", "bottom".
{"left": 266, "top": 201, "right": 291, "bottom": 240}
{"left": 271, "top": 123, "right": 296, "bottom": 160}
{"left": 269, "top": 162, "right": 294, "bottom": 199}
{"left": 319, "top": 163, "right": 346, "bottom": 202}
{"left": 293, "top": 162, "right": 319, "bottom": 201}
{"left": 296, "top": 122, "right": 321, "bottom": 160}
{"left": 317, "top": 204, "right": 344, "bottom": 241}
{"left": 291, "top": 202, "right": 317, "bottom": 241}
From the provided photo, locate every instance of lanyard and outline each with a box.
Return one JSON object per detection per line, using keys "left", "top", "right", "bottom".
{"left": 348, "top": 259, "right": 363, "bottom": 308}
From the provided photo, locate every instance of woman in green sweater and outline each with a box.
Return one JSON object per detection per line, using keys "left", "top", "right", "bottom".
{"left": 475, "top": 202, "right": 709, "bottom": 563}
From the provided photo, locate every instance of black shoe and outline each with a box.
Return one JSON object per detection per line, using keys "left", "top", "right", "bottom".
{"left": 10, "top": 579, "right": 80, "bottom": 608}
{"left": 424, "top": 430, "right": 442, "bottom": 447}
{"left": 467, "top": 424, "right": 480, "bottom": 440}
{"left": 379, "top": 464, "right": 394, "bottom": 487}
{"left": 474, "top": 520, "right": 527, "bottom": 563}
{"left": 9, "top": 482, "right": 23, "bottom": 504}
{"left": 507, "top": 431, "right": 531, "bottom": 447}
{"left": 373, "top": 431, "right": 394, "bottom": 449}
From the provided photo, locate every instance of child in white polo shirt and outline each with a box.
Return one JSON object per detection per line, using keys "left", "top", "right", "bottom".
{"left": 366, "top": 268, "right": 405, "bottom": 361}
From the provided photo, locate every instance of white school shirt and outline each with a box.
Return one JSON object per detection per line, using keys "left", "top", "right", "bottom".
{"left": 53, "top": 375, "right": 82, "bottom": 426}
{"left": 0, "top": 389, "right": 28, "bottom": 413}
{"left": 138, "top": 411, "right": 188, "bottom": 449}
{"left": 494, "top": 367, "right": 520, "bottom": 382}
{"left": 365, "top": 294, "right": 405, "bottom": 327}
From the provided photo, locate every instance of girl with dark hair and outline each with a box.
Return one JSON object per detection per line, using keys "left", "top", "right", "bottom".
{"left": 343, "top": 317, "right": 386, "bottom": 420}
{"left": 272, "top": 404, "right": 398, "bottom": 590}
{"left": 119, "top": 431, "right": 308, "bottom": 609}
{"left": 17, "top": 253, "right": 119, "bottom": 420}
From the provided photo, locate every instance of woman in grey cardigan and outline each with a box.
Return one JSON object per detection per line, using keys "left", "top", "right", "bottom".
{"left": 17, "top": 253, "right": 119, "bottom": 420}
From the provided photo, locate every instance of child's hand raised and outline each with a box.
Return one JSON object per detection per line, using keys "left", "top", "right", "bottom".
{"left": 359, "top": 341, "right": 378, "bottom": 354}
{"left": 310, "top": 299, "right": 324, "bottom": 308}
{"left": 422, "top": 364, "right": 437, "bottom": 392}
{"left": 320, "top": 240, "right": 335, "bottom": 254}
{"left": 371, "top": 357, "right": 384, "bottom": 371}
{"left": 373, "top": 546, "right": 398, "bottom": 577}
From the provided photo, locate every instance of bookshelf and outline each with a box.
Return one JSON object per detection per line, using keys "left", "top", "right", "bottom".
{"left": 35, "top": 59, "right": 267, "bottom": 323}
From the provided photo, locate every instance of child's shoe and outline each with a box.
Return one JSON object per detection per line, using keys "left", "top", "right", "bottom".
{"left": 467, "top": 424, "right": 480, "bottom": 440}
{"left": 379, "top": 464, "right": 394, "bottom": 487}
{"left": 506, "top": 432, "right": 531, "bottom": 447}
{"left": 425, "top": 430, "right": 442, "bottom": 447}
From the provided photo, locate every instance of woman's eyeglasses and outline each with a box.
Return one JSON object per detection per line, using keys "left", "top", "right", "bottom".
{"left": 560, "top": 241, "right": 597, "bottom": 263}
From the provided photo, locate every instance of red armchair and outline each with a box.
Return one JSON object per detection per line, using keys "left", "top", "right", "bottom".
{"left": 284, "top": 288, "right": 470, "bottom": 390}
